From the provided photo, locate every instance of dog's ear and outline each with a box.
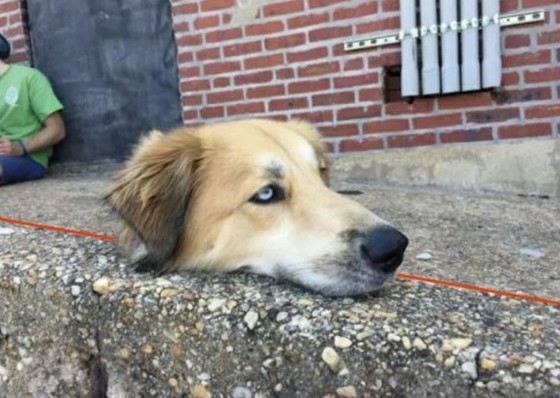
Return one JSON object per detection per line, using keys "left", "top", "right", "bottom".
{"left": 106, "top": 128, "right": 201, "bottom": 273}
{"left": 285, "top": 119, "right": 330, "bottom": 184}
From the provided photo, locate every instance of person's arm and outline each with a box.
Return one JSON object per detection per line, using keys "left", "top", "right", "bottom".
{"left": 22, "top": 111, "right": 65, "bottom": 153}
{"left": 0, "top": 112, "right": 65, "bottom": 156}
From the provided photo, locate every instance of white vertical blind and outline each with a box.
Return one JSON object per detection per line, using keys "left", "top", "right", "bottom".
{"left": 400, "top": 0, "right": 419, "bottom": 96}
{"left": 420, "top": 0, "right": 440, "bottom": 94}
{"left": 460, "top": 0, "right": 481, "bottom": 91}
{"left": 399, "top": 0, "right": 502, "bottom": 97}
{"left": 482, "top": 0, "right": 501, "bottom": 88}
{"left": 440, "top": 0, "right": 459, "bottom": 93}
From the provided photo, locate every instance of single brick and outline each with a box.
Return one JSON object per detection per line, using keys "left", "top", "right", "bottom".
{"left": 524, "top": 66, "right": 560, "bottom": 84}
{"left": 196, "top": 48, "right": 221, "bottom": 61}
{"left": 357, "top": 16, "right": 400, "bottom": 34}
{"left": 244, "top": 53, "right": 284, "bottom": 69}
{"left": 276, "top": 68, "right": 296, "bottom": 80}
{"left": 205, "top": 27, "right": 242, "bottom": 43}
{"left": 440, "top": 128, "right": 494, "bottom": 143}
{"left": 500, "top": 0, "right": 519, "bottom": 13}
{"left": 438, "top": 92, "right": 493, "bottom": 110}
{"left": 247, "top": 84, "right": 285, "bottom": 99}
{"left": 269, "top": 97, "right": 309, "bottom": 111}
{"left": 265, "top": 33, "right": 306, "bottom": 50}
{"left": 363, "top": 119, "right": 410, "bottom": 134}
{"left": 213, "top": 77, "right": 231, "bottom": 88}
{"left": 413, "top": 113, "right": 463, "bottom": 130}
{"left": 309, "top": 0, "right": 348, "bottom": 8}
{"left": 333, "top": 2, "right": 378, "bottom": 20}
{"left": 288, "top": 79, "right": 330, "bottom": 94}
{"left": 181, "top": 95, "right": 203, "bottom": 107}
{"left": 263, "top": 0, "right": 305, "bottom": 17}
{"left": 200, "top": 0, "right": 235, "bottom": 12}
{"left": 180, "top": 79, "right": 211, "bottom": 92}
{"left": 387, "top": 133, "right": 436, "bottom": 148}
{"left": 309, "top": 26, "right": 353, "bottom": 42}
{"left": 525, "top": 104, "right": 560, "bottom": 119}
{"left": 381, "top": 0, "right": 399, "bottom": 12}
{"left": 498, "top": 122, "right": 552, "bottom": 139}
{"left": 201, "top": 106, "right": 225, "bottom": 119}
{"left": 287, "top": 47, "right": 329, "bottom": 63}
{"left": 334, "top": 73, "right": 378, "bottom": 88}
{"left": 298, "top": 62, "right": 340, "bottom": 77}
{"left": 227, "top": 102, "right": 266, "bottom": 116}
{"left": 203, "top": 61, "right": 240, "bottom": 75}
{"left": 340, "top": 137, "right": 384, "bottom": 152}
{"left": 359, "top": 88, "right": 384, "bottom": 102}
{"left": 321, "top": 124, "right": 360, "bottom": 138}
{"left": 245, "top": 21, "right": 285, "bottom": 36}
{"left": 502, "top": 49, "right": 551, "bottom": 68}
{"left": 312, "top": 91, "right": 355, "bottom": 106}
{"left": 234, "top": 71, "right": 274, "bottom": 86}
{"left": 223, "top": 41, "right": 262, "bottom": 57}
{"left": 537, "top": 30, "right": 560, "bottom": 45}
{"left": 288, "top": 13, "right": 330, "bottom": 29}
{"left": 494, "top": 87, "right": 552, "bottom": 104}
{"left": 291, "top": 109, "right": 334, "bottom": 123}
{"left": 465, "top": 108, "right": 520, "bottom": 124}
{"left": 385, "top": 99, "right": 435, "bottom": 115}
{"left": 337, "top": 105, "right": 382, "bottom": 121}
{"left": 207, "top": 89, "right": 244, "bottom": 104}
{"left": 194, "top": 15, "right": 220, "bottom": 30}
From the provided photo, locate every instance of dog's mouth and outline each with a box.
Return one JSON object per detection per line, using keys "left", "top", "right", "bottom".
{"left": 232, "top": 228, "right": 408, "bottom": 297}
{"left": 323, "top": 260, "right": 399, "bottom": 297}
{"left": 269, "top": 227, "right": 408, "bottom": 297}
{"left": 270, "top": 254, "right": 402, "bottom": 297}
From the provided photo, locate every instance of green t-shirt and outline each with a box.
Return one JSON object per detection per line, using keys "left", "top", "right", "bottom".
{"left": 0, "top": 65, "right": 64, "bottom": 168}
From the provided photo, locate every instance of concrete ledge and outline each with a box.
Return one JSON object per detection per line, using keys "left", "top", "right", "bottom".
{"left": 332, "top": 138, "right": 560, "bottom": 196}
{"left": 1, "top": 175, "right": 560, "bottom": 397}
{"left": 1, "top": 229, "right": 559, "bottom": 397}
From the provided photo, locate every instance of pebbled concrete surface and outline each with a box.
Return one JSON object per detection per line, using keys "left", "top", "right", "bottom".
{"left": 0, "top": 171, "right": 559, "bottom": 397}
{"left": 1, "top": 171, "right": 558, "bottom": 299}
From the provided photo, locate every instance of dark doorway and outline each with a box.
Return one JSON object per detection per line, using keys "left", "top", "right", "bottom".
{"left": 26, "top": 0, "right": 183, "bottom": 163}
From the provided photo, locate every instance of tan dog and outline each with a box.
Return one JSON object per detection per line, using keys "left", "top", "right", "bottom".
{"left": 107, "top": 119, "right": 408, "bottom": 296}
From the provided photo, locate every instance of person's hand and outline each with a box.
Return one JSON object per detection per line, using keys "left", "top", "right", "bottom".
{"left": 0, "top": 138, "right": 24, "bottom": 156}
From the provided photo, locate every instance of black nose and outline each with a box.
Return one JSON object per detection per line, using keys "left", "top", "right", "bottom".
{"left": 360, "top": 227, "right": 409, "bottom": 273}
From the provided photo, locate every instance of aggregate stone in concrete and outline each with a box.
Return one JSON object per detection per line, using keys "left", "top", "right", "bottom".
{"left": 1, "top": 172, "right": 559, "bottom": 397}
{"left": 0, "top": 228, "right": 108, "bottom": 397}
{"left": 1, "top": 173, "right": 558, "bottom": 299}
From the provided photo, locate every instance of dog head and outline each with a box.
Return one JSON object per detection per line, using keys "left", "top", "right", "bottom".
{"left": 107, "top": 119, "right": 408, "bottom": 296}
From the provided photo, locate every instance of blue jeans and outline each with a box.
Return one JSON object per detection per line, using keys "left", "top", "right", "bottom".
{"left": 0, "top": 155, "right": 46, "bottom": 186}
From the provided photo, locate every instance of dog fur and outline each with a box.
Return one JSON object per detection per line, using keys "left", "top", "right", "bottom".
{"left": 107, "top": 119, "right": 408, "bottom": 296}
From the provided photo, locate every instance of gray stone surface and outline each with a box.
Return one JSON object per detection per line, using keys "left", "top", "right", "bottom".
{"left": 332, "top": 138, "right": 560, "bottom": 196}
{"left": 1, "top": 172, "right": 559, "bottom": 397}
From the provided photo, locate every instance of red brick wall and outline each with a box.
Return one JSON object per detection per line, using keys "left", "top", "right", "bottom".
{"left": 170, "top": 0, "right": 560, "bottom": 154}
{"left": 0, "top": 0, "right": 30, "bottom": 64}
{"left": 3, "top": 1, "right": 557, "bottom": 155}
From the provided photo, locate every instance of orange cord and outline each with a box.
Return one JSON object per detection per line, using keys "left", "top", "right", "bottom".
{"left": 1, "top": 215, "right": 558, "bottom": 306}
{"left": 0, "top": 216, "right": 114, "bottom": 241}
{"left": 396, "top": 272, "right": 560, "bottom": 306}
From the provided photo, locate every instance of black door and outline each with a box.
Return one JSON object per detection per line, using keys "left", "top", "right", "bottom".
{"left": 27, "top": 0, "right": 183, "bottom": 163}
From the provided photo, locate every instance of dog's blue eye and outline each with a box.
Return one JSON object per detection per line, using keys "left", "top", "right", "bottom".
{"left": 250, "top": 185, "right": 284, "bottom": 204}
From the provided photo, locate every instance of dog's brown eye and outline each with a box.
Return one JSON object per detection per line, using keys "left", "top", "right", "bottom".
{"left": 250, "top": 184, "right": 284, "bottom": 204}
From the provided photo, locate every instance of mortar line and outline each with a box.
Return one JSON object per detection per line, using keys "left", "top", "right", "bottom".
{"left": 1, "top": 215, "right": 559, "bottom": 307}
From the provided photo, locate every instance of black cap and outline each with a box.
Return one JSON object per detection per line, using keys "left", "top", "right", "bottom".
{"left": 0, "top": 33, "right": 11, "bottom": 60}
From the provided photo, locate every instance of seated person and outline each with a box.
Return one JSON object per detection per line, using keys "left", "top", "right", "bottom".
{"left": 0, "top": 32, "right": 65, "bottom": 186}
